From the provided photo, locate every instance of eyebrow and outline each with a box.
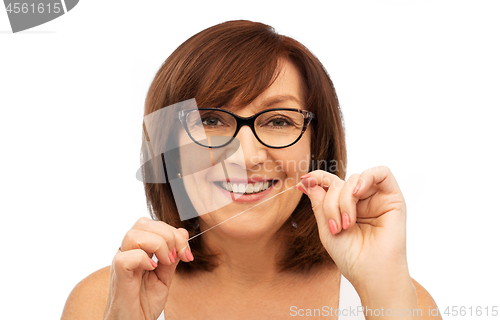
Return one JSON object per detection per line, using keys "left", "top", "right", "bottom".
{"left": 210, "top": 94, "right": 304, "bottom": 111}
{"left": 259, "top": 94, "right": 304, "bottom": 109}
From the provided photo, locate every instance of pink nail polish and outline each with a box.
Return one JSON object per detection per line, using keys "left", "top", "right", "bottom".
{"left": 186, "top": 248, "right": 194, "bottom": 261}
{"left": 328, "top": 219, "right": 337, "bottom": 235}
{"left": 295, "top": 185, "right": 308, "bottom": 195}
{"left": 173, "top": 247, "right": 177, "bottom": 260}
{"left": 300, "top": 173, "right": 311, "bottom": 180}
{"left": 168, "top": 251, "right": 175, "bottom": 263}
{"left": 342, "top": 213, "right": 350, "bottom": 229}
{"left": 352, "top": 183, "right": 361, "bottom": 195}
{"left": 150, "top": 258, "right": 158, "bottom": 268}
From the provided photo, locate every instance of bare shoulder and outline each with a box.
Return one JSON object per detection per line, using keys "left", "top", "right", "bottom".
{"left": 61, "top": 266, "right": 111, "bottom": 320}
{"left": 411, "top": 277, "right": 442, "bottom": 320}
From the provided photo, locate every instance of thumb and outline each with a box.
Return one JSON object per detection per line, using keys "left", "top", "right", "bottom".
{"left": 175, "top": 228, "right": 194, "bottom": 263}
{"left": 154, "top": 258, "right": 179, "bottom": 288}
{"left": 179, "top": 227, "right": 189, "bottom": 239}
{"left": 155, "top": 227, "right": 191, "bottom": 285}
{"left": 297, "top": 180, "right": 327, "bottom": 226}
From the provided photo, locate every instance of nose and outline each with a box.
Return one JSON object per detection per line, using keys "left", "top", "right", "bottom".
{"left": 233, "top": 125, "right": 268, "bottom": 170}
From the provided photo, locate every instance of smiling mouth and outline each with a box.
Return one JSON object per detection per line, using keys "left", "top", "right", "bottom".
{"left": 214, "top": 180, "right": 278, "bottom": 195}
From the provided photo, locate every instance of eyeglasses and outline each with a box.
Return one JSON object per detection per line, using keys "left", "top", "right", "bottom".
{"left": 179, "top": 108, "right": 315, "bottom": 149}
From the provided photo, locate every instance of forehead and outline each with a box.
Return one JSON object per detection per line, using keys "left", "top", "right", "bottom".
{"left": 223, "top": 60, "right": 306, "bottom": 115}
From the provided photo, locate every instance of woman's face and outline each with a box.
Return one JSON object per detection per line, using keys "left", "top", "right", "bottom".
{"left": 178, "top": 60, "right": 311, "bottom": 239}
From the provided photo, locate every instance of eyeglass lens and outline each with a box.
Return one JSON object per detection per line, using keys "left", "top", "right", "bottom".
{"left": 186, "top": 109, "right": 306, "bottom": 148}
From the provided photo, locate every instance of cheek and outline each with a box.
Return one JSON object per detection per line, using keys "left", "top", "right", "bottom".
{"left": 289, "top": 131, "right": 311, "bottom": 175}
{"left": 271, "top": 144, "right": 311, "bottom": 185}
{"left": 285, "top": 152, "right": 311, "bottom": 180}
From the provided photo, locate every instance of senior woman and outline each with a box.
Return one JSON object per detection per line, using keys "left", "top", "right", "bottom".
{"left": 62, "top": 20, "right": 441, "bottom": 320}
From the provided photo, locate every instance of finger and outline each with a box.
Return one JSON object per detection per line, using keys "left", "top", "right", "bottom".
{"left": 132, "top": 217, "right": 178, "bottom": 256}
{"left": 296, "top": 170, "right": 336, "bottom": 210}
{"left": 171, "top": 228, "right": 193, "bottom": 263}
{"left": 147, "top": 228, "right": 191, "bottom": 288}
{"left": 113, "top": 249, "right": 157, "bottom": 281}
{"left": 338, "top": 173, "right": 361, "bottom": 230}
{"left": 132, "top": 217, "right": 192, "bottom": 263}
{"left": 296, "top": 180, "right": 325, "bottom": 219}
{"left": 121, "top": 229, "right": 174, "bottom": 265}
{"left": 298, "top": 170, "right": 337, "bottom": 190}
{"left": 320, "top": 175, "right": 345, "bottom": 235}
{"left": 297, "top": 170, "right": 344, "bottom": 235}
{"left": 353, "top": 166, "right": 401, "bottom": 197}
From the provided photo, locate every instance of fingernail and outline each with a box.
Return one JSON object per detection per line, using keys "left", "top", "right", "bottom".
{"left": 300, "top": 173, "right": 311, "bottom": 180}
{"left": 295, "top": 185, "right": 307, "bottom": 195}
{"left": 168, "top": 251, "right": 175, "bottom": 263}
{"left": 353, "top": 183, "right": 361, "bottom": 195}
{"left": 328, "top": 219, "right": 337, "bottom": 235}
{"left": 186, "top": 248, "right": 194, "bottom": 261}
{"left": 342, "top": 213, "right": 350, "bottom": 229}
{"left": 173, "top": 247, "right": 177, "bottom": 260}
{"left": 150, "top": 258, "right": 158, "bottom": 268}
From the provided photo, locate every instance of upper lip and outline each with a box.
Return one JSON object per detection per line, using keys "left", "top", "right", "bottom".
{"left": 214, "top": 177, "right": 276, "bottom": 183}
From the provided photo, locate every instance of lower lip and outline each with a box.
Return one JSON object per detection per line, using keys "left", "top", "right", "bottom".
{"left": 214, "top": 182, "right": 275, "bottom": 202}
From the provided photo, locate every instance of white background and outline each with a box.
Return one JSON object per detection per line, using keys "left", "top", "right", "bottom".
{"left": 1, "top": 0, "right": 499, "bottom": 318}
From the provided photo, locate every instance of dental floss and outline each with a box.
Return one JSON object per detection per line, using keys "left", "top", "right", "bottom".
{"left": 187, "top": 183, "right": 299, "bottom": 242}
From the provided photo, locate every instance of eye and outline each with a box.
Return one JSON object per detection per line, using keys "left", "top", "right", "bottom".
{"left": 266, "top": 117, "right": 291, "bottom": 127}
{"left": 202, "top": 116, "right": 224, "bottom": 127}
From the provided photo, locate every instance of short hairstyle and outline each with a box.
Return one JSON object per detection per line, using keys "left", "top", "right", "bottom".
{"left": 142, "top": 20, "right": 347, "bottom": 274}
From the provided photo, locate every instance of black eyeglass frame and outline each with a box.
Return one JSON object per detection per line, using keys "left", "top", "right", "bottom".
{"left": 178, "top": 107, "right": 316, "bottom": 149}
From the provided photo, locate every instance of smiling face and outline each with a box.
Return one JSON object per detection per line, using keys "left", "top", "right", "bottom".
{"left": 178, "top": 59, "right": 311, "bottom": 239}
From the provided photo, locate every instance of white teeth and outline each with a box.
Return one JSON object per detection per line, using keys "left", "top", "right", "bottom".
{"left": 254, "top": 182, "right": 263, "bottom": 191}
{"left": 246, "top": 184, "right": 254, "bottom": 193}
{"left": 218, "top": 181, "right": 274, "bottom": 194}
{"left": 238, "top": 183, "right": 245, "bottom": 193}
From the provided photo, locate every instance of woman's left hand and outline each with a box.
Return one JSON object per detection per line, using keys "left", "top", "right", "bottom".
{"left": 298, "top": 166, "right": 410, "bottom": 291}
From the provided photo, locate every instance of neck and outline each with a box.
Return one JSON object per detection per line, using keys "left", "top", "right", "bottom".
{"left": 201, "top": 228, "right": 287, "bottom": 291}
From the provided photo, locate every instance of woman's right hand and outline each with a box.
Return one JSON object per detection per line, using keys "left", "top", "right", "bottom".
{"left": 103, "top": 217, "right": 194, "bottom": 320}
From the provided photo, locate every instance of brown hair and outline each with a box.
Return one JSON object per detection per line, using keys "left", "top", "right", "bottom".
{"left": 142, "top": 20, "right": 347, "bottom": 274}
